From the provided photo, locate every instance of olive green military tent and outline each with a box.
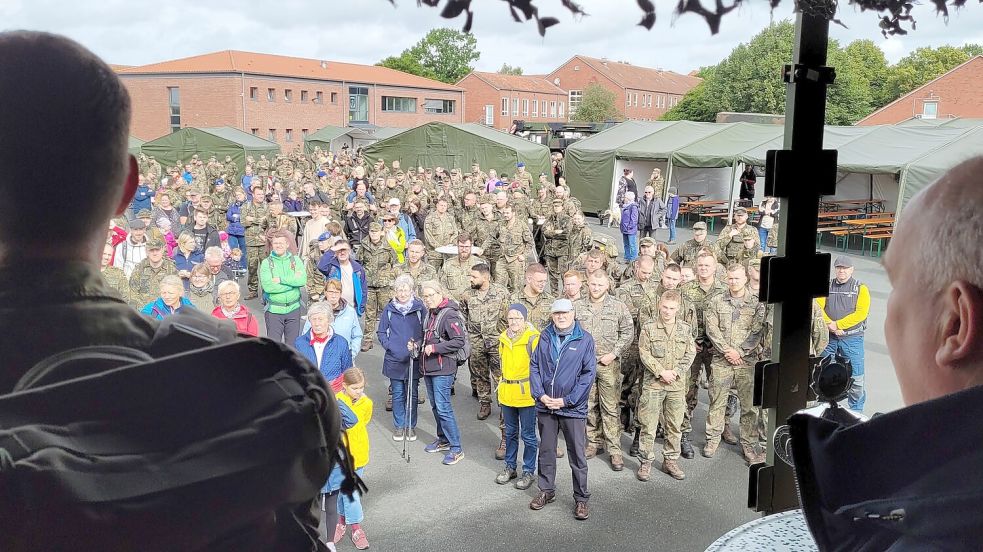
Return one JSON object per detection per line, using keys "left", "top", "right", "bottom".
{"left": 140, "top": 127, "right": 280, "bottom": 176}
{"left": 128, "top": 136, "right": 145, "bottom": 156}
{"left": 360, "top": 122, "right": 553, "bottom": 187}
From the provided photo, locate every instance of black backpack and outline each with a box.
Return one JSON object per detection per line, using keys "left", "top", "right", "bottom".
{"left": 0, "top": 312, "right": 359, "bottom": 552}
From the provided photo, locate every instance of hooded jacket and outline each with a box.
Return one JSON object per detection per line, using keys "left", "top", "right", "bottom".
{"left": 317, "top": 250, "right": 367, "bottom": 317}
{"left": 498, "top": 324, "right": 541, "bottom": 408}
{"left": 294, "top": 330, "right": 352, "bottom": 393}
{"left": 790, "top": 386, "right": 983, "bottom": 551}
{"left": 377, "top": 298, "right": 425, "bottom": 380}
{"left": 420, "top": 298, "right": 467, "bottom": 377}
{"left": 140, "top": 297, "right": 195, "bottom": 320}
{"left": 529, "top": 321, "right": 596, "bottom": 418}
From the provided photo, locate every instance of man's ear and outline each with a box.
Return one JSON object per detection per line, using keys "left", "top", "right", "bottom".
{"left": 936, "top": 281, "right": 983, "bottom": 367}
{"left": 114, "top": 155, "right": 139, "bottom": 216}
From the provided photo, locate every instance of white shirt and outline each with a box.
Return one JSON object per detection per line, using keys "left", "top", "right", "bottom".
{"left": 340, "top": 262, "right": 355, "bottom": 306}
{"left": 312, "top": 329, "right": 333, "bottom": 366}
{"left": 114, "top": 237, "right": 148, "bottom": 278}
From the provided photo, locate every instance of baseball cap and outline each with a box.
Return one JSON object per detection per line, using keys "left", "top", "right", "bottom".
{"left": 516, "top": 162, "right": 525, "bottom": 168}
{"left": 146, "top": 237, "right": 164, "bottom": 250}
{"left": 734, "top": 207, "right": 748, "bottom": 215}
{"left": 550, "top": 298, "right": 574, "bottom": 313}
{"left": 128, "top": 219, "right": 146, "bottom": 230}
{"left": 318, "top": 232, "right": 331, "bottom": 242}
{"left": 834, "top": 256, "right": 853, "bottom": 268}
{"left": 693, "top": 222, "right": 708, "bottom": 230}
{"left": 639, "top": 236, "right": 656, "bottom": 247}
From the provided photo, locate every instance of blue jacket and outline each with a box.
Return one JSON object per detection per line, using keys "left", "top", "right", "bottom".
{"left": 226, "top": 201, "right": 245, "bottom": 236}
{"left": 667, "top": 194, "right": 680, "bottom": 221}
{"left": 620, "top": 202, "right": 639, "bottom": 234}
{"left": 301, "top": 301, "right": 363, "bottom": 358}
{"left": 282, "top": 198, "right": 304, "bottom": 213}
{"left": 317, "top": 251, "right": 367, "bottom": 316}
{"left": 241, "top": 175, "right": 253, "bottom": 199}
{"left": 294, "top": 330, "right": 353, "bottom": 387}
{"left": 377, "top": 298, "right": 425, "bottom": 380}
{"left": 174, "top": 251, "right": 202, "bottom": 273}
{"left": 397, "top": 212, "right": 417, "bottom": 243}
{"left": 130, "top": 184, "right": 156, "bottom": 213}
{"left": 529, "top": 321, "right": 596, "bottom": 418}
{"left": 324, "top": 400, "right": 358, "bottom": 494}
{"left": 140, "top": 297, "right": 195, "bottom": 320}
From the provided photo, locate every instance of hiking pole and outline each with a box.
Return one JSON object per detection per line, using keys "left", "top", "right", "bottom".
{"left": 403, "top": 340, "right": 415, "bottom": 463}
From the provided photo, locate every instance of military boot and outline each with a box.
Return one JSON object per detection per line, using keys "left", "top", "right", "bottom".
{"left": 702, "top": 440, "right": 719, "bottom": 458}
{"left": 725, "top": 394, "right": 738, "bottom": 418}
{"left": 722, "top": 424, "right": 739, "bottom": 445}
{"left": 610, "top": 454, "right": 625, "bottom": 472}
{"left": 680, "top": 432, "right": 695, "bottom": 459}
{"left": 636, "top": 461, "right": 652, "bottom": 482}
{"left": 656, "top": 424, "right": 665, "bottom": 440}
{"left": 495, "top": 431, "right": 507, "bottom": 461}
{"left": 477, "top": 402, "right": 492, "bottom": 420}
{"left": 585, "top": 443, "right": 602, "bottom": 459}
{"left": 628, "top": 428, "right": 641, "bottom": 457}
{"left": 742, "top": 444, "right": 763, "bottom": 466}
{"left": 663, "top": 459, "right": 686, "bottom": 480}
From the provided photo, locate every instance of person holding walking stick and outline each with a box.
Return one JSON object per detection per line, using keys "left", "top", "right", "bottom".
{"left": 378, "top": 274, "right": 425, "bottom": 442}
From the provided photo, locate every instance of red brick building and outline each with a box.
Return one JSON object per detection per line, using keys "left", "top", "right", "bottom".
{"left": 456, "top": 71, "right": 568, "bottom": 130}
{"left": 547, "top": 55, "right": 701, "bottom": 121}
{"left": 117, "top": 50, "right": 464, "bottom": 148}
{"left": 857, "top": 56, "right": 983, "bottom": 125}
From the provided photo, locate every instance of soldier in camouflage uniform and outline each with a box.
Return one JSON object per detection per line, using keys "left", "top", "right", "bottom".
{"left": 455, "top": 192, "right": 480, "bottom": 238}
{"left": 256, "top": 155, "right": 271, "bottom": 178}
{"left": 240, "top": 183, "right": 270, "bottom": 298}
{"left": 507, "top": 263, "right": 554, "bottom": 331}
{"left": 575, "top": 271, "right": 634, "bottom": 471}
{"left": 490, "top": 204, "right": 534, "bottom": 293}
{"left": 423, "top": 196, "right": 459, "bottom": 271}
{"left": 703, "top": 263, "right": 766, "bottom": 464}
{"left": 716, "top": 207, "right": 759, "bottom": 264}
{"left": 397, "top": 240, "right": 437, "bottom": 297}
{"left": 678, "top": 250, "right": 727, "bottom": 458}
{"left": 647, "top": 168, "right": 666, "bottom": 202}
{"left": 542, "top": 199, "right": 570, "bottom": 292}
{"left": 474, "top": 201, "right": 502, "bottom": 282}
{"left": 305, "top": 238, "right": 329, "bottom": 303}
{"left": 100, "top": 243, "right": 131, "bottom": 306}
{"left": 726, "top": 227, "right": 763, "bottom": 268}
{"left": 128, "top": 238, "right": 178, "bottom": 307}
{"left": 514, "top": 162, "right": 534, "bottom": 192}
{"left": 636, "top": 289, "right": 696, "bottom": 481}
{"left": 670, "top": 221, "right": 714, "bottom": 267}
{"left": 530, "top": 185, "right": 553, "bottom": 260}
{"left": 461, "top": 262, "right": 510, "bottom": 419}
{"left": 438, "top": 233, "right": 484, "bottom": 303}
{"left": 615, "top": 255, "right": 659, "bottom": 456}
{"left": 206, "top": 156, "right": 223, "bottom": 181}
{"left": 223, "top": 155, "right": 238, "bottom": 184}
{"left": 359, "top": 223, "right": 398, "bottom": 351}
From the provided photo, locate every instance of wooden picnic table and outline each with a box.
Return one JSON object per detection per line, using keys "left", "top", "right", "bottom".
{"left": 843, "top": 217, "right": 894, "bottom": 227}
{"left": 817, "top": 209, "right": 862, "bottom": 219}
{"left": 821, "top": 198, "right": 886, "bottom": 213}
{"left": 679, "top": 193, "right": 705, "bottom": 202}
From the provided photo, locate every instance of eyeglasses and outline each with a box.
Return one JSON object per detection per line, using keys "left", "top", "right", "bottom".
{"left": 421, "top": 291, "right": 440, "bottom": 298}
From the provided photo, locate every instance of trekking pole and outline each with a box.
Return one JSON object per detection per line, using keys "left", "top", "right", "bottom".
{"left": 402, "top": 340, "right": 415, "bottom": 463}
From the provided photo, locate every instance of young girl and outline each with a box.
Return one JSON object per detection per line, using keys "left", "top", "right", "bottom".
{"left": 333, "top": 367, "right": 373, "bottom": 550}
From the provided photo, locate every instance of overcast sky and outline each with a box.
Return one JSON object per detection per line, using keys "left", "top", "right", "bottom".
{"left": 4, "top": 0, "right": 983, "bottom": 75}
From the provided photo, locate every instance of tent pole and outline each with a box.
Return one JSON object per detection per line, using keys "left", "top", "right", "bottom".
{"left": 727, "top": 162, "right": 739, "bottom": 224}
{"left": 664, "top": 158, "right": 674, "bottom": 203}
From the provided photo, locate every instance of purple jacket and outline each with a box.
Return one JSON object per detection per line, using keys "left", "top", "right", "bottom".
{"left": 620, "top": 202, "right": 639, "bottom": 235}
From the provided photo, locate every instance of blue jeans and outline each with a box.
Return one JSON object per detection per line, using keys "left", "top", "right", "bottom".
{"left": 758, "top": 227, "right": 770, "bottom": 253}
{"left": 622, "top": 233, "right": 638, "bottom": 261}
{"left": 337, "top": 467, "right": 364, "bottom": 524}
{"left": 668, "top": 218, "right": 677, "bottom": 242}
{"left": 425, "top": 374, "right": 462, "bottom": 453}
{"left": 823, "top": 334, "right": 866, "bottom": 412}
{"left": 228, "top": 234, "right": 246, "bottom": 255}
{"left": 502, "top": 405, "right": 538, "bottom": 475}
{"left": 390, "top": 377, "right": 421, "bottom": 429}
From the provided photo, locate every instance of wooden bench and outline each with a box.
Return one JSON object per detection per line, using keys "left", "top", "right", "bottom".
{"left": 816, "top": 225, "right": 854, "bottom": 247}
{"left": 699, "top": 211, "right": 728, "bottom": 232}
{"left": 861, "top": 231, "right": 893, "bottom": 257}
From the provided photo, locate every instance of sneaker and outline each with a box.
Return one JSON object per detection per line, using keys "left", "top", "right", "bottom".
{"left": 514, "top": 472, "right": 535, "bottom": 490}
{"left": 574, "top": 501, "right": 589, "bottom": 520}
{"left": 406, "top": 428, "right": 417, "bottom": 442}
{"left": 424, "top": 440, "right": 450, "bottom": 453}
{"left": 722, "top": 424, "right": 739, "bottom": 445}
{"left": 663, "top": 459, "right": 686, "bottom": 480}
{"left": 332, "top": 523, "right": 346, "bottom": 544}
{"left": 529, "top": 491, "right": 555, "bottom": 510}
{"left": 636, "top": 461, "right": 652, "bottom": 482}
{"left": 495, "top": 467, "right": 517, "bottom": 485}
{"left": 442, "top": 451, "right": 465, "bottom": 465}
{"left": 391, "top": 428, "right": 404, "bottom": 441}
{"left": 350, "top": 527, "right": 369, "bottom": 550}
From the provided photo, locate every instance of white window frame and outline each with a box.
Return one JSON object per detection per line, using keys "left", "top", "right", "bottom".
{"left": 532, "top": 100, "right": 538, "bottom": 117}
{"left": 549, "top": 101, "right": 557, "bottom": 118}
{"left": 633, "top": 93, "right": 638, "bottom": 107}
{"left": 522, "top": 99, "right": 529, "bottom": 116}
{"left": 501, "top": 98, "right": 509, "bottom": 116}
{"left": 922, "top": 100, "right": 939, "bottom": 119}
{"left": 558, "top": 101, "right": 564, "bottom": 118}
{"left": 512, "top": 98, "right": 519, "bottom": 117}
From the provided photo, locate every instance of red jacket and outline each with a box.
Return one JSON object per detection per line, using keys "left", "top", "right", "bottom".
{"left": 107, "top": 226, "right": 127, "bottom": 265}
{"left": 211, "top": 304, "right": 259, "bottom": 337}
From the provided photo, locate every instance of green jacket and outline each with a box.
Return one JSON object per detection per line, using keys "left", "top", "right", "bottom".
{"left": 259, "top": 252, "right": 306, "bottom": 314}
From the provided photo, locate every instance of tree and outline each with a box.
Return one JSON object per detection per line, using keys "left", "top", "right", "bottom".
{"left": 843, "top": 39, "right": 890, "bottom": 107}
{"left": 662, "top": 68, "right": 726, "bottom": 122}
{"left": 882, "top": 46, "right": 972, "bottom": 103}
{"left": 498, "top": 63, "right": 523, "bottom": 75}
{"left": 571, "top": 83, "right": 622, "bottom": 122}
{"left": 377, "top": 28, "right": 479, "bottom": 84}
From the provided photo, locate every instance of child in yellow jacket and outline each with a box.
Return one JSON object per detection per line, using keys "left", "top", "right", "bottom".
{"left": 333, "top": 367, "right": 373, "bottom": 550}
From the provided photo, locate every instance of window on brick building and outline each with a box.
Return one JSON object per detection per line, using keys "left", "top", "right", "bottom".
{"left": 251, "top": 128, "right": 259, "bottom": 135}
{"left": 285, "top": 129, "right": 293, "bottom": 142}
{"left": 559, "top": 102, "right": 564, "bottom": 118}
{"left": 633, "top": 93, "right": 638, "bottom": 107}
{"left": 167, "top": 87, "right": 180, "bottom": 132}
{"left": 512, "top": 98, "right": 519, "bottom": 117}
{"left": 302, "top": 129, "right": 309, "bottom": 138}
{"left": 532, "top": 100, "right": 538, "bottom": 117}
{"left": 249, "top": 87, "right": 258, "bottom": 101}
{"left": 301, "top": 90, "right": 308, "bottom": 103}
{"left": 424, "top": 99, "right": 455, "bottom": 114}
{"left": 549, "top": 101, "right": 557, "bottom": 118}
{"left": 522, "top": 99, "right": 529, "bottom": 116}
{"left": 331, "top": 92, "right": 338, "bottom": 104}
{"left": 382, "top": 96, "right": 416, "bottom": 113}
{"left": 284, "top": 89, "right": 293, "bottom": 102}
{"left": 267, "top": 88, "right": 275, "bottom": 102}
{"left": 315, "top": 91, "right": 323, "bottom": 104}
{"left": 268, "top": 129, "right": 276, "bottom": 141}
{"left": 349, "top": 86, "right": 369, "bottom": 123}
{"left": 501, "top": 98, "right": 508, "bottom": 116}
{"left": 568, "top": 90, "right": 582, "bottom": 116}
{"left": 923, "top": 100, "right": 939, "bottom": 119}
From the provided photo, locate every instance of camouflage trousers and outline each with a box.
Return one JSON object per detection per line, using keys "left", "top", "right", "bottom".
{"left": 619, "top": 337, "right": 642, "bottom": 432}
{"left": 682, "top": 345, "right": 714, "bottom": 434}
{"left": 545, "top": 254, "right": 568, "bottom": 295}
{"left": 247, "top": 245, "right": 265, "bottom": 294}
{"left": 495, "top": 257, "right": 526, "bottom": 293}
{"left": 468, "top": 335, "right": 502, "bottom": 405}
{"left": 363, "top": 287, "right": 387, "bottom": 344}
{"left": 638, "top": 373, "right": 687, "bottom": 462}
{"left": 426, "top": 252, "right": 445, "bottom": 273}
{"left": 587, "top": 359, "right": 624, "bottom": 455}
{"left": 704, "top": 359, "right": 761, "bottom": 451}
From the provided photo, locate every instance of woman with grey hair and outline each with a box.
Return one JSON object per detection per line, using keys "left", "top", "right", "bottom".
{"left": 140, "top": 274, "right": 194, "bottom": 320}
{"left": 295, "top": 300, "right": 352, "bottom": 393}
{"left": 378, "top": 274, "right": 426, "bottom": 440}
{"left": 210, "top": 279, "right": 259, "bottom": 336}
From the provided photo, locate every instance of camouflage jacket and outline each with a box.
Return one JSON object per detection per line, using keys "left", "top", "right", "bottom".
{"left": 424, "top": 211, "right": 459, "bottom": 251}
{"left": 616, "top": 277, "right": 658, "bottom": 324}
{"left": 565, "top": 224, "right": 592, "bottom": 260}
{"left": 128, "top": 258, "right": 178, "bottom": 307}
{"left": 680, "top": 279, "right": 728, "bottom": 344}
{"left": 462, "top": 283, "right": 510, "bottom": 340}
{"left": 543, "top": 213, "right": 570, "bottom": 257}
{"left": 671, "top": 238, "right": 714, "bottom": 267}
{"left": 638, "top": 318, "right": 696, "bottom": 389}
{"left": 438, "top": 255, "right": 484, "bottom": 302}
{"left": 240, "top": 201, "right": 270, "bottom": 247}
{"left": 474, "top": 216, "right": 502, "bottom": 259}
{"left": 496, "top": 220, "right": 534, "bottom": 262}
{"left": 359, "top": 238, "right": 398, "bottom": 289}
{"left": 397, "top": 262, "right": 438, "bottom": 296}
{"left": 573, "top": 295, "right": 634, "bottom": 358}
{"left": 306, "top": 253, "right": 327, "bottom": 302}
{"left": 704, "top": 291, "right": 766, "bottom": 364}
{"left": 509, "top": 289, "right": 556, "bottom": 331}
{"left": 101, "top": 266, "right": 131, "bottom": 306}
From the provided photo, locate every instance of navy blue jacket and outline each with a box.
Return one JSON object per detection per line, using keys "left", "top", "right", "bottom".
{"left": 226, "top": 201, "right": 245, "bottom": 236}
{"left": 130, "top": 184, "right": 156, "bottom": 213}
{"left": 317, "top": 251, "right": 367, "bottom": 316}
{"left": 294, "top": 330, "right": 353, "bottom": 387}
{"left": 530, "top": 321, "right": 596, "bottom": 418}
{"left": 377, "top": 299, "right": 425, "bottom": 380}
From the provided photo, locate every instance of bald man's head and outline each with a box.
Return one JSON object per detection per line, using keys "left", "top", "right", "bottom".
{"left": 0, "top": 31, "right": 134, "bottom": 255}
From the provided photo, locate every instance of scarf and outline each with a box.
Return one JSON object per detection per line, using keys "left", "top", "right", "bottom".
{"left": 394, "top": 296, "right": 415, "bottom": 315}
{"left": 221, "top": 304, "right": 242, "bottom": 318}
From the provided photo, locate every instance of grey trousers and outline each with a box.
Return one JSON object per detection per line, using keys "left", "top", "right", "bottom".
{"left": 265, "top": 309, "right": 301, "bottom": 345}
{"left": 537, "top": 411, "right": 590, "bottom": 503}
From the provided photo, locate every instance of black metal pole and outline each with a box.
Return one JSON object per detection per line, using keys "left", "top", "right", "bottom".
{"left": 750, "top": 11, "right": 837, "bottom": 515}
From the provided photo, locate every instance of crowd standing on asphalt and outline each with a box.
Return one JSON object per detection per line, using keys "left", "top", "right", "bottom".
{"left": 102, "top": 146, "right": 867, "bottom": 545}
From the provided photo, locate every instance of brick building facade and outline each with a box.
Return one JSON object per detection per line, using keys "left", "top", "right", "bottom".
{"left": 456, "top": 71, "right": 568, "bottom": 130}
{"left": 856, "top": 56, "right": 983, "bottom": 126}
{"left": 547, "top": 55, "right": 701, "bottom": 121}
{"left": 118, "top": 51, "right": 464, "bottom": 148}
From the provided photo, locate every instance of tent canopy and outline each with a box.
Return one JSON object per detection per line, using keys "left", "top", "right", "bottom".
{"left": 128, "top": 136, "right": 145, "bottom": 156}
{"left": 360, "top": 122, "right": 553, "bottom": 186}
{"left": 670, "top": 123, "right": 785, "bottom": 168}
{"left": 140, "top": 127, "right": 280, "bottom": 176}
{"left": 303, "top": 126, "right": 377, "bottom": 155}
{"left": 900, "top": 126, "right": 983, "bottom": 207}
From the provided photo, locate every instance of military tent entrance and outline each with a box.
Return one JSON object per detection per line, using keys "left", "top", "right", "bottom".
{"left": 360, "top": 122, "right": 552, "bottom": 187}
{"left": 303, "top": 126, "right": 382, "bottom": 155}
{"left": 140, "top": 127, "right": 280, "bottom": 177}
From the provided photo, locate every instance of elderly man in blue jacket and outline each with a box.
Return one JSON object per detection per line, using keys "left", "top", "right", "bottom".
{"left": 528, "top": 298, "right": 596, "bottom": 521}
{"left": 317, "top": 237, "right": 367, "bottom": 317}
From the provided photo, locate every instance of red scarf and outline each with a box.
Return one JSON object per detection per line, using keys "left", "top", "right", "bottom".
{"left": 310, "top": 333, "right": 329, "bottom": 345}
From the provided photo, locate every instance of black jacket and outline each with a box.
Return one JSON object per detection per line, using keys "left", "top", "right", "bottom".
{"left": 790, "top": 386, "right": 983, "bottom": 551}
{"left": 344, "top": 212, "right": 371, "bottom": 247}
{"left": 420, "top": 298, "right": 466, "bottom": 377}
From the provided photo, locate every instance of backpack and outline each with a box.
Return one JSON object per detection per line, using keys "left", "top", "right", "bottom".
{"left": 431, "top": 307, "right": 471, "bottom": 366}
{"left": 0, "top": 311, "right": 361, "bottom": 552}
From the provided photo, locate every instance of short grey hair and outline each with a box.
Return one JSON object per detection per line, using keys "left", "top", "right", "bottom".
{"left": 307, "top": 301, "right": 335, "bottom": 322}
{"left": 159, "top": 275, "right": 183, "bottom": 292}
{"left": 394, "top": 273, "right": 415, "bottom": 292}
{"left": 217, "top": 279, "right": 240, "bottom": 296}
{"left": 204, "top": 246, "right": 224, "bottom": 262}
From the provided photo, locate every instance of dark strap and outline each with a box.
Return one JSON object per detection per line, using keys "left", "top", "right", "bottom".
{"left": 15, "top": 346, "right": 152, "bottom": 392}
{"left": 502, "top": 377, "right": 530, "bottom": 385}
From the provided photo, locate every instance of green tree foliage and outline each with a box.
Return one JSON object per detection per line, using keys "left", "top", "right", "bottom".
{"left": 843, "top": 39, "right": 890, "bottom": 107}
{"left": 571, "top": 83, "right": 622, "bottom": 122}
{"left": 378, "top": 28, "right": 479, "bottom": 84}
{"left": 498, "top": 63, "right": 523, "bottom": 75}
{"left": 881, "top": 46, "right": 972, "bottom": 103}
{"left": 962, "top": 44, "right": 983, "bottom": 57}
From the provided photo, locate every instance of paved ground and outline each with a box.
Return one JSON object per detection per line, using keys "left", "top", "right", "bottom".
{"left": 243, "top": 219, "right": 902, "bottom": 551}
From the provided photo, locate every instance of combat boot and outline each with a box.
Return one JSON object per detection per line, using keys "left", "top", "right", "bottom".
{"left": 477, "top": 402, "right": 491, "bottom": 420}
{"left": 585, "top": 443, "right": 602, "bottom": 459}
{"left": 680, "top": 433, "right": 695, "bottom": 459}
{"left": 610, "top": 454, "right": 625, "bottom": 472}
{"left": 742, "top": 444, "right": 764, "bottom": 466}
{"left": 656, "top": 424, "right": 665, "bottom": 440}
{"left": 628, "top": 428, "right": 641, "bottom": 457}
{"left": 702, "top": 440, "right": 719, "bottom": 458}
{"left": 725, "top": 394, "right": 738, "bottom": 418}
{"left": 721, "top": 424, "right": 738, "bottom": 445}
{"left": 663, "top": 459, "right": 686, "bottom": 480}
{"left": 636, "top": 461, "right": 652, "bottom": 482}
{"left": 495, "top": 431, "right": 506, "bottom": 461}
